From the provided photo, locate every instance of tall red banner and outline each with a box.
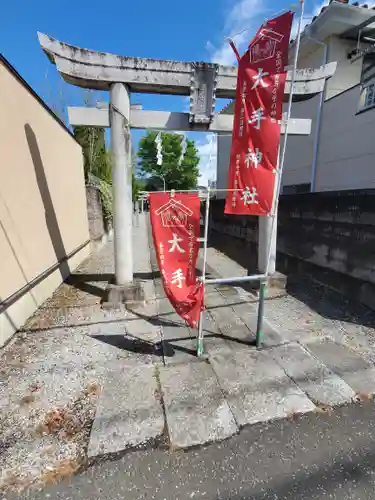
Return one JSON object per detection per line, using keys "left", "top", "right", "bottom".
{"left": 149, "top": 192, "right": 204, "bottom": 328}
{"left": 225, "top": 12, "right": 293, "bottom": 216}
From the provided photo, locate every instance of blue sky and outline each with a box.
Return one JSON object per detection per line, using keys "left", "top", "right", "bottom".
{"left": 1, "top": 0, "right": 322, "bottom": 185}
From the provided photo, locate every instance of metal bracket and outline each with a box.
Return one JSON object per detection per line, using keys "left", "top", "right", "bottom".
{"left": 189, "top": 62, "right": 218, "bottom": 127}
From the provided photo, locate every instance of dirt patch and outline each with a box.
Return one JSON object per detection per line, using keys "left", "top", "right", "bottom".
{"left": 0, "top": 385, "right": 99, "bottom": 495}
{"left": 40, "top": 457, "right": 82, "bottom": 487}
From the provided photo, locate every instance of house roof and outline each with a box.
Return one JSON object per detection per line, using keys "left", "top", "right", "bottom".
{"left": 219, "top": 1, "right": 375, "bottom": 117}
{"left": 291, "top": 1, "right": 375, "bottom": 55}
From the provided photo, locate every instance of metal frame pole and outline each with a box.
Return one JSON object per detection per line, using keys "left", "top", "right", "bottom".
{"left": 256, "top": 0, "right": 305, "bottom": 347}
{"left": 197, "top": 188, "right": 210, "bottom": 357}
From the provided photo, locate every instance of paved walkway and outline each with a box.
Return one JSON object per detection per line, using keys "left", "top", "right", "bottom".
{"left": 18, "top": 401, "right": 375, "bottom": 500}
{"left": 2, "top": 212, "right": 375, "bottom": 494}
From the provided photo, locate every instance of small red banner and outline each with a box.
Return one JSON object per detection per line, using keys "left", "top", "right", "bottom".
{"left": 225, "top": 11, "right": 294, "bottom": 216}
{"left": 149, "top": 192, "right": 204, "bottom": 328}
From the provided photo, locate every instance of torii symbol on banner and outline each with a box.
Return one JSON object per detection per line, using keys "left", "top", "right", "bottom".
{"left": 249, "top": 28, "right": 284, "bottom": 64}
{"left": 155, "top": 199, "right": 193, "bottom": 227}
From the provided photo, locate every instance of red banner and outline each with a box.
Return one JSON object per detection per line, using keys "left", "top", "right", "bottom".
{"left": 225, "top": 12, "right": 293, "bottom": 216}
{"left": 149, "top": 192, "right": 204, "bottom": 328}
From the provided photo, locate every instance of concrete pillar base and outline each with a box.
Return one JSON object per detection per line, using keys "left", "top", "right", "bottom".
{"left": 102, "top": 280, "right": 145, "bottom": 309}
{"left": 249, "top": 271, "right": 287, "bottom": 299}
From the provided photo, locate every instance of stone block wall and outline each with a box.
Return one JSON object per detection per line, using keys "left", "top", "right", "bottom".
{"left": 86, "top": 185, "right": 105, "bottom": 241}
{"left": 210, "top": 190, "right": 375, "bottom": 309}
{"left": 86, "top": 185, "right": 113, "bottom": 242}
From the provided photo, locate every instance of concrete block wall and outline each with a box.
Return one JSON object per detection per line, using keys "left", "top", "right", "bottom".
{"left": 210, "top": 190, "right": 375, "bottom": 309}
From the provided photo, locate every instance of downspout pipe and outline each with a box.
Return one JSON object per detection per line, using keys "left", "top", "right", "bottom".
{"left": 304, "top": 33, "right": 328, "bottom": 192}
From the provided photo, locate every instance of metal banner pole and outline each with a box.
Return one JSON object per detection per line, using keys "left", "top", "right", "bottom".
{"left": 256, "top": 0, "right": 305, "bottom": 348}
{"left": 197, "top": 187, "right": 210, "bottom": 357}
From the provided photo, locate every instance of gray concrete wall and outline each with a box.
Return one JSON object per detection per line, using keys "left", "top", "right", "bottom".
{"left": 209, "top": 190, "right": 375, "bottom": 310}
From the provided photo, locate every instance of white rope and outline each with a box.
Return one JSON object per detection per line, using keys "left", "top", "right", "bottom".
{"left": 224, "top": 5, "right": 299, "bottom": 44}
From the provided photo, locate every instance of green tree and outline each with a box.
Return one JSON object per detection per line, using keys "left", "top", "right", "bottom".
{"left": 73, "top": 126, "right": 112, "bottom": 183}
{"left": 73, "top": 126, "right": 113, "bottom": 223}
{"left": 137, "top": 131, "right": 200, "bottom": 190}
{"left": 131, "top": 151, "right": 141, "bottom": 200}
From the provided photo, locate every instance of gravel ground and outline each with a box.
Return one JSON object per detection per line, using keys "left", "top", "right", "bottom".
{"left": 1, "top": 232, "right": 375, "bottom": 496}
{"left": 0, "top": 242, "right": 124, "bottom": 494}
{"left": 264, "top": 277, "right": 375, "bottom": 357}
{"left": 206, "top": 245, "right": 375, "bottom": 358}
{"left": 0, "top": 225, "right": 159, "bottom": 495}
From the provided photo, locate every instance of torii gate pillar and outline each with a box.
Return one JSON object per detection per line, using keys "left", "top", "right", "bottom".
{"left": 109, "top": 83, "right": 133, "bottom": 285}
{"left": 37, "top": 32, "right": 336, "bottom": 293}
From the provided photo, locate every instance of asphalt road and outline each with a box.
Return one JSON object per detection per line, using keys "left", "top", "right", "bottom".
{"left": 17, "top": 401, "right": 375, "bottom": 500}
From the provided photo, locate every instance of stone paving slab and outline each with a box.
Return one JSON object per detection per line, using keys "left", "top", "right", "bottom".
{"left": 210, "top": 347, "right": 316, "bottom": 426}
{"left": 204, "top": 287, "right": 254, "bottom": 345}
{"left": 88, "top": 363, "right": 164, "bottom": 458}
{"left": 307, "top": 338, "right": 375, "bottom": 397}
{"left": 159, "top": 361, "right": 238, "bottom": 448}
{"left": 270, "top": 342, "right": 356, "bottom": 406}
{"left": 162, "top": 337, "right": 198, "bottom": 366}
{"left": 199, "top": 311, "right": 233, "bottom": 356}
{"left": 229, "top": 300, "right": 285, "bottom": 347}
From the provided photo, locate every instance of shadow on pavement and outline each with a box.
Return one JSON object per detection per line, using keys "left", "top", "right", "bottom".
{"left": 230, "top": 446, "right": 375, "bottom": 500}
{"left": 92, "top": 334, "right": 197, "bottom": 359}
{"left": 285, "top": 276, "right": 375, "bottom": 329}
{"left": 65, "top": 274, "right": 108, "bottom": 300}
{"left": 92, "top": 334, "right": 164, "bottom": 357}
{"left": 209, "top": 230, "right": 375, "bottom": 329}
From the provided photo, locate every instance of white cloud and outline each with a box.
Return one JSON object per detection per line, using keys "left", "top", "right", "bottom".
{"left": 198, "top": 0, "right": 331, "bottom": 187}
{"left": 196, "top": 133, "right": 217, "bottom": 186}
{"left": 207, "top": 0, "right": 267, "bottom": 66}
{"left": 199, "top": 0, "right": 267, "bottom": 184}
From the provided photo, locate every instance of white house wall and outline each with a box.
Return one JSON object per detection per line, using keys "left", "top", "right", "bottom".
{"left": 326, "top": 36, "right": 363, "bottom": 99}
{"left": 216, "top": 134, "right": 231, "bottom": 199}
{"left": 216, "top": 34, "right": 368, "bottom": 193}
{"left": 315, "top": 85, "right": 375, "bottom": 191}
{"left": 280, "top": 95, "right": 319, "bottom": 189}
{"left": 282, "top": 35, "right": 365, "bottom": 190}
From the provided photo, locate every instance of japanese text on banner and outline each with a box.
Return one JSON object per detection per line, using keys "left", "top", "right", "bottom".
{"left": 225, "top": 11, "right": 294, "bottom": 216}
{"left": 149, "top": 192, "right": 204, "bottom": 328}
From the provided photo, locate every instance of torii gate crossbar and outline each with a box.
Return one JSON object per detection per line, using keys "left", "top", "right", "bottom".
{"left": 38, "top": 32, "right": 336, "bottom": 297}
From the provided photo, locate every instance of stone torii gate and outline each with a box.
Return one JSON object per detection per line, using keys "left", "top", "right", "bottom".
{"left": 38, "top": 32, "right": 336, "bottom": 296}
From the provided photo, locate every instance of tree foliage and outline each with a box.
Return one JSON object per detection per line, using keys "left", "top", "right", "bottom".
{"left": 73, "top": 126, "right": 112, "bottom": 184}
{"left": 137, "top": 131, "right": 200, "bottom": 190}
{"left": 73, "top": 126, "right": 143, "bottom": 209}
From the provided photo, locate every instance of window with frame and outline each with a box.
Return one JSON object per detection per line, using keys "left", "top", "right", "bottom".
{"left": 363, "top": 83, "right": 375, "bottom": 109}
{"left": 359, "top": 53, "right": 375, "bottom": 111}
